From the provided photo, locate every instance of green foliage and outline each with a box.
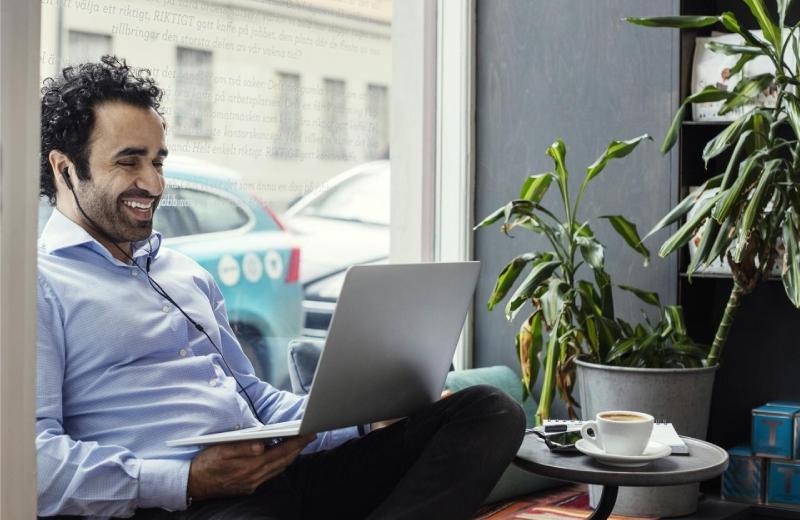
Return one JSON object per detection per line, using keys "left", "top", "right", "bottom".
{"left": 627, "top": 4, "right": 800, "bottom": 366}
{"left": 475, "top": 138, "right": 708, "bottom": 423}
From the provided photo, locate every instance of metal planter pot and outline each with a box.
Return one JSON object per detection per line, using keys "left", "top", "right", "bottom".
{"left": 575, "top": 358, "right": 718, "bottom": 517}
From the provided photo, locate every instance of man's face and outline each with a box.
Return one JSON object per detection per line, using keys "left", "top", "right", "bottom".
{"left": 72, "top": 100, "right": 167, "bottom": 243}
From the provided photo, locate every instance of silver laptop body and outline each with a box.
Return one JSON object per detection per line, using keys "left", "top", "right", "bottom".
{"left": 167, "top": 261, "right": 481, "bottom": 447}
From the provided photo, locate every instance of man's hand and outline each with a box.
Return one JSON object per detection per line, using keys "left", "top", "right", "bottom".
{"left": 187, "top": 434, "right": 316, "bottom": 501}
{"left": 370, "top": 389, "right": 455, "bottom": 431}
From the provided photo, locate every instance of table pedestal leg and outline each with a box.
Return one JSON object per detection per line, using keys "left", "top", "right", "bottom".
{"left": 588, "top": 485, "right": 618, "bottom": 520}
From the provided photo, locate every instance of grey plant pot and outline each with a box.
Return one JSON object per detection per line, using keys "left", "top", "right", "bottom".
{"left": 575, "top": 358, "right": 718, "bottom": 517}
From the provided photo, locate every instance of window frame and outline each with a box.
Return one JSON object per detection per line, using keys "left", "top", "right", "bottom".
{"left": 1, "top": 0, "right": 41, "bottom": 516}
{"left": 390, "top": 0, "right": 475, "bottom": 370}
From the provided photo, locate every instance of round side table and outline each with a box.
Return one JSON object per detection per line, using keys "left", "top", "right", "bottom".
{"left": 514, "top": 435, "right": 729, "bottom": 520}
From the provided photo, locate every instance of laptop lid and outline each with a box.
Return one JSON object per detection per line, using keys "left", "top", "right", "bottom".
{"left": 298, "top": 261, "right": 481, "bottom": 435}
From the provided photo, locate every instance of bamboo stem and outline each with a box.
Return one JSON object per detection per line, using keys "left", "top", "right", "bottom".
{"left": 706, "top": 284, "right": 744, "bottom": 367}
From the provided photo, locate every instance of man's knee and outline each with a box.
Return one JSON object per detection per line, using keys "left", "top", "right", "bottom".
{"left": 452, "top": 384, "right": 526, "bottom": 439}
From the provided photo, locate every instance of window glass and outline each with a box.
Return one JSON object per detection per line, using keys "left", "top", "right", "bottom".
{"left": 174, "top": 187, "right": 250, "bottom": 235}
{"left": 273, "top": 72, "right": 302, "bottom": 159}
{"left": 175, "top": 48, "right": 213, "bottom": 137}
{"left": 299, "top": 170, "right": 389, "bottom": 225}
{"left": 67, "top": 31, "right": 111, "bottom": 65}
{"left": 39, "top": 0, "right": 392, "bottom": 390}
{"left": 319, "top": 78, "right": 348, "bottom": 160}
{"left": 366, "top": 84, "right": 389, "bottom": 160}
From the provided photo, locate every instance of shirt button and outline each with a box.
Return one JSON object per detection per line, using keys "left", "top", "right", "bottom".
{"left": 131, "top": 269, "right": 139, "bottom": 277}
{"left": 162, "top": 305, "right": 171, "bottom": 313}
{"left": 209, "top": 379, "right": 217, "bottom": 387}
{"left": 179, "top": 349, "right": 188, "bottom": 357}
{"left": 234, "top": 424, "right": 241, "bottom": 430}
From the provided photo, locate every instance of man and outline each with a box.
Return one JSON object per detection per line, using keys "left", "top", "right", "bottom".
{"left": 37, "top": 56, "right": 525, "bottom": 519}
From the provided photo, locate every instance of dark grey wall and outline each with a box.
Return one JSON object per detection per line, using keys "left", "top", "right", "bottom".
{"left": 473, "top": 0, "right": 680, "bottom": 412}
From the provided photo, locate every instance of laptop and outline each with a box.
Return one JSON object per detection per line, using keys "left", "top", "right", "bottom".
{"left": 167, "top": 261, "right": 481, "bottom": 447}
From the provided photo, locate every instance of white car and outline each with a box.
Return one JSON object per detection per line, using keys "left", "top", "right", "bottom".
{"left": 283, "top": 160, "right": 389, "bottom": 337}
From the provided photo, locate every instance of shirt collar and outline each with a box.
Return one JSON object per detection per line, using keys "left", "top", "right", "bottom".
{"left": 40, "top": 208, "right": 163, "bottom": 263}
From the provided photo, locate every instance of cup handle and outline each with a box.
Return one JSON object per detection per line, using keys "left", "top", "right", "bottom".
{"left": 580, "top": 421, "right": 602, "bottom": 450}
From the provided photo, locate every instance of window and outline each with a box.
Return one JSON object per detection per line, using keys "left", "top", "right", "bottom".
{"left": 366, "top": 84, "right": 389, "bottom": 160}
{"left": 319, "top": 78, "right": 348, "bottom": 160}
{"left": 175, "top": 48, "right": 213, "bottom": 138}
{"left": 273, "top": 72, "right": 302, "bottom": 159}
{"left": 66, "top": 31, "right": 111, "bottom": 65}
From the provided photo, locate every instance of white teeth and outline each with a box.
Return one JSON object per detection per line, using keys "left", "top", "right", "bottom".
{"left": 122, "top": 200, "right": 153, "bottom": 210}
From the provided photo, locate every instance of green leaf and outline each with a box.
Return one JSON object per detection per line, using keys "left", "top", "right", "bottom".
{"left": 618, "top": 284, "right": 661, "bottom": 307}
{"left": 703, "top": 112, "right": 753, "bottom": 165}
{"left": 743, "top": 0, "right": 782, "bottom": 51}
{"left": 661, "top": 104, "right": 686, "bottom": 154}
{"left": 487, "top": 252, "right": 543, "bottom": 310}
{"left": 785, "top": 95, "right": 800, "bottom": 140}
{"left": 708, "top": 214, "right": 735, "bottom": 265}
{"left": 719, "top": 74, "right": 774, "bottom": 115}
{"left": 576, "top": 236, "right": 604, "bottom": 270}
{"left": 577, "top": 280, "right": 602, "bottom": 316}
{"left": 782, "top": 210, "right": 800, "bottom": 307}
{"left": 712, "top": 151, "right": 764, "bottom": 223}
{"left": 605, "top": 337, "right": 640, "bottom": 363}
{"left": 644, "top": 174, "right": 724, "bottom": 240}
{"left": 715, "top": 129, "right": 754, "bottom": 192}
{"left": 664, "top": 305, "right": 688, "bottom": 337}
{"left": 729, "top": 53, "right": 756, "bottom": 76}
{"left": 474, "top": 206, "right": 505, "bottom": 230}
{"left": 594, "top": 269, "right": 614, "bottom": 321}
{"left": 623, "top": 15, "right": 719, "bottom": 28}
{"left": 546, "top": 139, "right": 568, "bottom": 187}
{"left": 687, "top": 217, "right": 721, "bottom": 278}
{"left": 505, "top": 260, "right": 561, "bottom": 320}
{"left": 720, "top": 11, "right": 771, "bottom": 51}
{"left": 659, "top": 190, "right": 727, "bottom": 258}
{"left": 520, "top": 172, "right": 555, "bottom": 203}
{"left": 541, "top": 279, "right": 568, "bottom": 328}
{"left": 601, "top": 215, "right": 650, "bottom": 266}
{"left": 705, "top": 41, "right": 763, "bottom": 56}
{"left": 584, "top": 134, "right": 651, "bottom": 183}
{"left": 661, "top": 86, "right": 735, "bottom": 154}
{"left": 733, "top": 159, "right": 781, "bottom": 261}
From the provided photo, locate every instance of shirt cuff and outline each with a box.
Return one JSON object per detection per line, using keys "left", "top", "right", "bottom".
{"left": 303, "top": 426, "right": 359, "bottom": 453}
{"left": 138, "top": 458, "right": 192, "bottom": 511}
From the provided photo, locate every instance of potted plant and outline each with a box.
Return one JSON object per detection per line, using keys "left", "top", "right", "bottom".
{"left": 476, "top": 137, "right": 718, "bottom": 516}
{"left": 625, "top": 4, "right": 800, "bottom": 368}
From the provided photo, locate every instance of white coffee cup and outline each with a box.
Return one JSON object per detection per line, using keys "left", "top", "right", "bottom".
{"left": 580, "top": 410, "right": 654, "bottom": 456}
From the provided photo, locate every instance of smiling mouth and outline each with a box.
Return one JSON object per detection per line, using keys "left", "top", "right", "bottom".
{"left": 121, "top": 199, "right": 155, "bottom": 221}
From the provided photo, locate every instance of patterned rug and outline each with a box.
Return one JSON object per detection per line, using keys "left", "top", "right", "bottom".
{"left": 474, "top": 484, "right": 657, "bottom": 520}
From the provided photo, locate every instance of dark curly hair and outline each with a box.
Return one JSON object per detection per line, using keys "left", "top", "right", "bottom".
{"left": 40, "top": 55, "right": 164, "bottom": 205}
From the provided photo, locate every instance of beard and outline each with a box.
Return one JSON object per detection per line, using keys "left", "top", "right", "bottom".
{"left": 75, "top": 181, "right": 160, "bottom": 244}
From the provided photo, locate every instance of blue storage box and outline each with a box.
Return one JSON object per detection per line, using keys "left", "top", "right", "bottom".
{"left": 752, "top": 403, "right": 800, "bottom": 459}
{"left": 722, "top": 445, "right": 765, "bottom": 503}
{"left": 766, "top": 459, "right": 800, "bottom": 507}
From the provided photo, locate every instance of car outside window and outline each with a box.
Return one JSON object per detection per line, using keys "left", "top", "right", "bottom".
{"left": 299, "top": 171, "right": 389, "bottom": 225}
{"left": 156, "top": 187, "right": 251, "bottom": 238}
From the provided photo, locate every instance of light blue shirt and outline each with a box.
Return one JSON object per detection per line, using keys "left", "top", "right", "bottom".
{"left": 36, "top": 209, "right": 357, "bottom": 518}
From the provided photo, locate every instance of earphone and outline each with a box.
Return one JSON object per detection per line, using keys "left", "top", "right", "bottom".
{"left": 59, "top": 166, "right": 265, "bottom": 425}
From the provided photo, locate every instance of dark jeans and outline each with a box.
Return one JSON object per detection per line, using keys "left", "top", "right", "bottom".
{"left": 51, "top": 385, "right": 525, "bottom": 520}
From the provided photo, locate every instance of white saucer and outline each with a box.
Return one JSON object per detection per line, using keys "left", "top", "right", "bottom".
{"left": 575, "top": 439, "right": 671, "bottom": 467}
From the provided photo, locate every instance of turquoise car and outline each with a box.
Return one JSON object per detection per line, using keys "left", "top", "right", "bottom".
{"left": 38, "top": 156, "right": 303, "bottom": 390}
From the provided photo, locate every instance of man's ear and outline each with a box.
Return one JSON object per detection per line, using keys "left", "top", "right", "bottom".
{"left": 48, "top": 150, "right": 73, "bottom": 191}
